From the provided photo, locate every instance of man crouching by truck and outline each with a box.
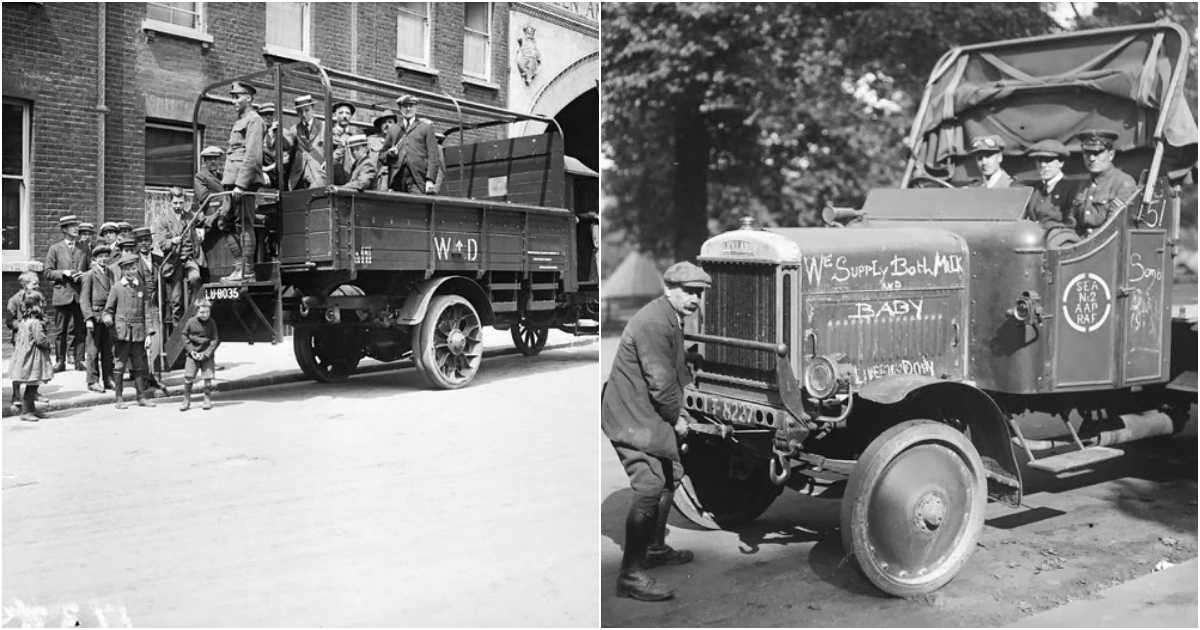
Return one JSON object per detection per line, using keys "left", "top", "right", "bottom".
{"left": 602, "top": 261, "right": 710, "bottom": 602}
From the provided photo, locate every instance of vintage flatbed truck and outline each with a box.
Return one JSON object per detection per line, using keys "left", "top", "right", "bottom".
{"left": 675, "top": 22, "right": 1198, "bottom": 597}
{"left": 161, "top": 63, "right": 598, "bottom": 389}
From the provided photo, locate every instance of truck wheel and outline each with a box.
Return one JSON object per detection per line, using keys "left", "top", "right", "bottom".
{"left": 673, "top": 435, "right": 783, "bottom": 530}
{"left": 293, "top": 327, "right": 359, "bottom": 383}
{"left": 840, "top": 420, "right": 986, "bottom": 597}
{"left": 511, "top": 319, "right": 548, "bottom": 356}
{"left": 412, "top": 295, "right": 483, "bottom": 389}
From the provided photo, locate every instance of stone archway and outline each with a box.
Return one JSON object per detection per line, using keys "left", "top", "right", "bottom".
{"left": 514, "top": 51, "right": 599, "bottom": 169}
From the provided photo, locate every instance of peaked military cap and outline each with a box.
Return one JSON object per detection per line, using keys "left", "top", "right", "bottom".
{"left": 58, "top": 215, "right": 80, "bottom": 228}
{"left": 294, "top": 94, "right": 315, "bottom": 109}
{"left": 78, "top": 222, "right": 95, "bottom": 234}
{"left": 230, "top": 81, "right": 257, "bottom": 96}
{"left": 99, "top": 221, "right": 119, "bottom": 235}
{"left": 200, "top": 145, "right": 225, "bottom": 158}
{"left": 969, "top": 135, "right": 1005, "bottom": 154}
{"left": 91, "top": 243, "right": 112, "bottom": 257}
{"left": 395, "top": 94, "right": 419, "bottom": 106}
{"left": 1077, "top": 129, "right": 1119, "bottom": 151}
{"left": 332, "top": 101, "right": 356, "bottom": 116}
{"left": 131, "top": 226, "right": 152, "bottom": 240}
{"left": 116, "top": 252, "right": 139, "bottom": 267}
{"left": 1027, "top": 139, "right": 1069, "bottom": 159}
{"left": 257, "top": 103, "right": 276, "bottom": 115}
{"left": 663, "top": 261, "right": 712, "bottom": 289}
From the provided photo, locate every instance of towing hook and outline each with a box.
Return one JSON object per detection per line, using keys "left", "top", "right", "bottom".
{"left": 769, "top": 452, "right": 791, "bottom": 486}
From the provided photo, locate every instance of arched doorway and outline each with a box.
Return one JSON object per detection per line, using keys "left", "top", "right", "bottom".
{"left": 515, "top": 51, "right": 599, "bottom": 171}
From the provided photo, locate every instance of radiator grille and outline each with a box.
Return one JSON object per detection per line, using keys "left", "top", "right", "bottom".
{"left": 701, "top": 261, "right": 777, "bottom": 386}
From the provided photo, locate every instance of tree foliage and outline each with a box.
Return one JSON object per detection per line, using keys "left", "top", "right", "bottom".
{"left": 603, "top": 3, "right": 1081, "bottom": 263}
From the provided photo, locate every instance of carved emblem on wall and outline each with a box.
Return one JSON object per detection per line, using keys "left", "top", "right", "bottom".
{"left": 516, "top": 24, "right": 542, "bottom": 86}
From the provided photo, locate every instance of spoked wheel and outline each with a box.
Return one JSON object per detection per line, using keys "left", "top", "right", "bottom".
{"left": 511, "top": 319, "right": 548, "bottom": 356}
{"left": 673, "top": 433, "right": 783, "bottom": 530}
{"left": 293, "top": 327, "right": 361, "bottom": 383}
{"left": 412, "top": 295, "right": 483, "bottom": 389}
{"left": 840, "top": 420, "right": 987, "bottom": 597}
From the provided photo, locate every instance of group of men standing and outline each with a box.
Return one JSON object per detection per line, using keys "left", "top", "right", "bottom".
{"left": 966, "top": 128, "right": 1138, "bottom": 247}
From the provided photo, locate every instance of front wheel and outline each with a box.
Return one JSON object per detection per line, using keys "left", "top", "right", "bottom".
{"left": 840, "top": 420, "right": 987, "bottom": 597}
{"left": 411, "top": 295, "right": 483, "bottom": 389}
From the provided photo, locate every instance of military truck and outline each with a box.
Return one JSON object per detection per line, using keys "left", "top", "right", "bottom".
{"left": 162, "top": 62, "right": 598, "bottom": 389}
{"left": 676, "top": 22, "right": 1197, "bottom": 596}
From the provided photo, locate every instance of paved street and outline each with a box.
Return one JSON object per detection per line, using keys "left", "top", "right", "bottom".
{"left": 599, "top": 336, "right": 1198, "bottom": 627}
{"left": 3, "top": 339, "right": 599, "bottom": 627}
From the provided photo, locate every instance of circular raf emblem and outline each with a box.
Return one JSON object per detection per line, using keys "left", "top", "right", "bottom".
{"left": 1062, "top": 272, "right": 1111, "bottom": 333}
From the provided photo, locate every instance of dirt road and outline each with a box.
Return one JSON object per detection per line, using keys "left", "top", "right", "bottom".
{"left": 599, "top": 337, "right": 1197, "bottom": 627}
{"left": 4, "top": 341, "right": 599, "bottom": 627}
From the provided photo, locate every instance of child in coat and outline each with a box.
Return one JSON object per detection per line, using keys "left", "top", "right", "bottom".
{"left": 6, "top": 271, "right": 47, "bottom": 413}
{"left": 8, "top": 291, "right": 54, "bottom": 421}
{"left": 179, "top": 297, "right": 219, "bottom": 411}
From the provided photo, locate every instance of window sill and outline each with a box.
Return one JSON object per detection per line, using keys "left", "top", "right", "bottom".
{"left": 262, "top": 44, "right": 321, "bottom": 66}
{"left": 393, "top": 59, "right": 439, "bottom": 77}
{"left": 2, "top": 259, "right": 45, "bottom": 274}
{"left": 462, "top": 76, "right": 500, "bottom": 91}
{"left": 141, "top": 19, "right": 214, "bottom": 45}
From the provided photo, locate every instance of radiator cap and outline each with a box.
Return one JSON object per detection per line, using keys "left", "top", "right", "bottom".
{"left": 739, "top": 216, "right": 760, "bottom": 230}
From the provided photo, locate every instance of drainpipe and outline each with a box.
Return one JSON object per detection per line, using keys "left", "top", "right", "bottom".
{"left": 96, "top": 2, "right": 108, "bottom": 223}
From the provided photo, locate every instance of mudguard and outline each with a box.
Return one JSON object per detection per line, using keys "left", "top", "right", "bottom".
{"left": 859, "top": 375, "right": 1023, "bottom": 507}
{"left": 396, "top": 276, "right": 494, "bottom": 326}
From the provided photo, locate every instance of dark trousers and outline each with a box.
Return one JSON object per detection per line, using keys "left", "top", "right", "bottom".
{"left": 54, "top": 303, "right": 85, "bottom": 367}
{"left": 112, "top": 338, "right": 148, "bottom": 376}
{"left": 85, "top": 323, "right": 115, "bottom": 386}
{"left": 612, "top": 443, "right": 684, "bottom": 575}
{"left": 392, "top": 165, "right": 426, "bottom": 194}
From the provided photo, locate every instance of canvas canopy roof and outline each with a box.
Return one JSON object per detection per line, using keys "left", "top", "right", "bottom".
{"left": 909, "top": 22, "right": 1197, "bottom": 177}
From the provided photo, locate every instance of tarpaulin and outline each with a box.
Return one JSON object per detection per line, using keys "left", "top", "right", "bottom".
{"left": 914, "top": 23, "right": 1197, "bottom": 172}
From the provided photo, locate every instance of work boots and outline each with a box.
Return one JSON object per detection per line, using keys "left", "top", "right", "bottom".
{"left": 20, "top": 388, "right": 47, "bottom": 422}
{"left": 114, "top": 374, "right": 127, "bottom": 410}
{"left": 179, "top": 382, "right": 192, "bottom": 412}
{"left": 645, "top": 489, "right": 695, "bottom": 569}
{"left": 134, "top": 377, "right": 156, "bottom": 408}
{"left": 202, "top": 385, "right": 213, "bottom": 410}
{"left": 616, "top": 494, "right": 675, "bottom": 602}
{"left": 221, "top": 258, "right": 244, "bottom": 283}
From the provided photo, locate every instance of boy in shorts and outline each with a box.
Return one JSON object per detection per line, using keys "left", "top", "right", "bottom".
{"left": 179, "top": 296, "right": 220, "bottom": 411}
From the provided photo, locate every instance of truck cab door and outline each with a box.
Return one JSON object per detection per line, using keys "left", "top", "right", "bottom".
{"left": 1052, "top": 220, "right": 1121, "bottom": 389}
{"left": 1118, "top": 178, "right": 1172, "bottom": 386}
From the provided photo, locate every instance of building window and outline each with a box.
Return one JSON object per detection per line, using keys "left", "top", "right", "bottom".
{"left": 2, "top": 99, "right": 30, "bottom": 257}
{"left": 397, "top": 2, "right": 431, "bottom": 65}
{"left": 142, "top": 2, "right": 212, "bottom": 44}
{"left": 463, "top": 3, "right": 491, "bottom": 80}
{"left": 266, "top": 2, "right": 312, "bottom": 56}
{"left": 145, "top": 122, "right": 196, "bottom": 189}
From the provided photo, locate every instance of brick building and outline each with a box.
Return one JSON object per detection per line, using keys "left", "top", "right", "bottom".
{"left": 1, "top": 2, "right": 599, "bottom": 342}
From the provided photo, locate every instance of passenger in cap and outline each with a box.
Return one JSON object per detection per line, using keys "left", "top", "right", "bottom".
{"left": 968, "top": 135, "right": 1014, "bottom": 188}
{"left": 1022, "top": 139, "right": 1079, "bottom": 248}
{"left": 259, "top": 103, "right": 292, "bottom": 190}
{"left": 601, "top": 260, "right": 711, "bottom": 602}
{"left": 332, "top": 134, "right": 378, "bottom": 192}
{"left": 1069, "top": 129, "right": 1138, "bottom": 236}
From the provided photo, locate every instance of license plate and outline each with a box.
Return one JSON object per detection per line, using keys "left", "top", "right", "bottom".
{"left": 206, "top": 287, "right": 241, "bottom": 301}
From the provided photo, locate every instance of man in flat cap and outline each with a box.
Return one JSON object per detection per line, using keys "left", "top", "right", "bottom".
{"left": 287, "top": 94, "right": 327, "bottom": 191}
{"left": 329, "top": 101, "right": 359, "bottom": 181}
{"left": 219, "top": 81, "right": 266, "bottom": 283}
{"left": 332, "top": 134, "right": 378, "bottom": 193}
{"left": 1070, "top": 129, "right": 1138, "bottom": 237}
{"left": 968, "top": 135, "right": 1014, "bottom": 188}
{"left": 158, "top": 187, "right": 205, "bottom": 327}
{"left": 381, "top": 94, "right": 441, "bottom": 195}
{"left": 1023, "top": 139, "right": 1079, "bottom": 247}
{"left": 602, "top": 260, "right": 711, "bottom": 602}
{"left": 81, "top": 242, "right": 115, "bottom": 393}
{"left": 195, "top": 146, "right": 226, "bottom": 222}
{"left": 103, "top": 252, "right": 157, "bottom": 409}
{"left": 258, "top": 104, "right": 292, "bottom": 190}
{"left": 78, "top": 222, "right": 95, "bottom": 250}
{"left": 117, "top": 221, "right": 133, "bottom": 238}
{"left": 99, "top": 221, "right": 120, "bottom": 248}
{"left": 44, "top": 214, "right": 91, "bottom": 372}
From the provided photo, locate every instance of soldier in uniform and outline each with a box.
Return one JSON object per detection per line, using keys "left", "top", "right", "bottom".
{"left": 381, "top": 95, "right": 441, "bottom": 194}
{"left": 44, "top": 214, "right": 91, "bottom": 372}
{"left": 219, "top": 81, "right": 265, "bottom": 283}
{"left": 287, "top": 94, "right": 327, "bottom": 190}
{"left": 602, "top": 261, "right": 710, "bottom": 602}
{"left": 81, "top": 243, "right": 115, "bottom": 393}
{"left": 1070, "top": 129, "right": 1138, "bottom": 237}
{"left": 1023, "top": 139, "right": 1079, "bottom": 248}
{"left": 968, "top": 135, "right": 1013, "bottom": 188}
{"left": 103, "top": 253, "right": 157, "bottom": 409}
{"left": 332, "top": 134, "right": 378, "bottom": 192}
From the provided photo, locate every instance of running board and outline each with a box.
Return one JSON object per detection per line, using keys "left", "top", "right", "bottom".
{"left": 1026, "top": 446, "right": 1124, "bottom": 473}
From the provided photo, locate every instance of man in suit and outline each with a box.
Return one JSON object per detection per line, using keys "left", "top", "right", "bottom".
{"left": 381, "top": 94, "right": 441, "bottom": 194}
{"left": 158, "top": 187, "right": 205, "bottom": 326}
{"left": 287, "top": 94, "right": 327, "bottom": 191}
{"left": 81, "top": 243, "right": 115, "bottom": 393}
{"left": 968, "top": 135, "right": 1014, "bottom": 188}
{"left": 132, "top": 226, "right": 168, "bottom": 395}
{"left": 1022, "top": 139, "right": 1079, "bottom": 248}
{"left": 258, "top": 103, "right": 292, "bottom": 191}
{"left": 370, "top": 113, "right": 396, "bottom": 191}
{"left": 602, "top": 261, "right": 710, "bottom": 602}
{"left": 332, "top": 134, "right": 378, "bottom": 192}
{"left": 103, "top": 253, "right": 157, "bottom": 409}
{"left": 1070, "top": 128, "right": 1138, "bottom": 237}
{"left": 220, "top": 81, "right": 265, "bottom": 283}
{"left": 44, "top": 214, "right": 91, "bottom": 372}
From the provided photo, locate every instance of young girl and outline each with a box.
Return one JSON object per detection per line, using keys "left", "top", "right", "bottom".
{"left": 9, "top": 291, "right": 54, "bottom": 421}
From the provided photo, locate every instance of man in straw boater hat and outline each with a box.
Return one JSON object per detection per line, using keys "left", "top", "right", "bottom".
{"left": 380, "top": 94, "right": 441, "bottom": 195}
{"left": 602, "top": 261, "right": 712, "bottom": 601}
{"left": 287, "top": 93, "right": 327, "bottom": 191}
{"left": 331, "top": 134, "right": 378, "bottom": 193}
{"left": 44, "top": 214, "right": 91, "bottom": 372}
{"left": 1069, "top": 128, "right": 1138, "bottom": 237}
{"left": 217, "top": 80, "right": 265, "bottom": 283}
